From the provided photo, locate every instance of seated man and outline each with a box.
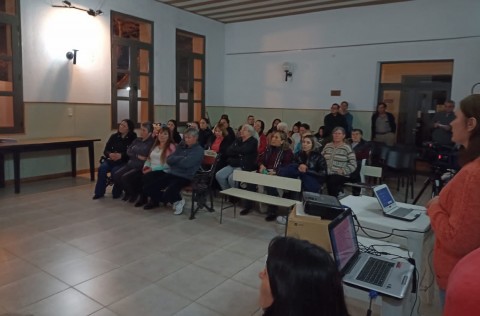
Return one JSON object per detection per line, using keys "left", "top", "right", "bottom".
{"left": 143, "top": 128, "right": 204, "bottom": 215}
{"left": 349, "top": 128, "right": 371, "bottom": 196}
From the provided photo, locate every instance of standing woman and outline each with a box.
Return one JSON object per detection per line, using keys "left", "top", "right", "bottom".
{"left": 371, "top": 102, "right": 396, "bottom": 146}
{"left": 135, "top": 125, "right": 176, "bottom": 207}
{"left": 198, "top": 117, "right": 213, "bottom": 148}
{"left": 167, "top": 119, "right": 182, "bottom": 144}
{"left": 93, "top": 119, "right": 136, "bottom": 200}
{"left": 427, "top": 94, "right": 480, "bottom": 307}
{"left": 255, "top": 119, "right": 267, "bottom": 158}
{"left": 322, "top": 127, "right": 357, "bottom": 197}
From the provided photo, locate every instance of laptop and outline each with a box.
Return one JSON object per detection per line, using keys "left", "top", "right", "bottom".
{"left": 328, "top": 209, "right": 414, "bottom": 299}
{"left": 373, "top": 184, "right": 422, "bottom": 221}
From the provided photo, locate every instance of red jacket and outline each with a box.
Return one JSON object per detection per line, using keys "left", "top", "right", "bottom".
{"left": 427, "top": 157, "right": 480, "bottom": 289}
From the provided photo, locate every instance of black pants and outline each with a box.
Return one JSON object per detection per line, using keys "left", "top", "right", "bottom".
{"left": 143, "top": 171, "right": 190, "bottom": 204}
{"left": 113, "top": 165, "right": 141, "bottom": 197}
{"left": 326, "top": 174, "right": 350, "bottom": 197}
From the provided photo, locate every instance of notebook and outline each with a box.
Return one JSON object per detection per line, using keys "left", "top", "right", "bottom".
{"left": 373, "top": 184, "right": 422, "bottom": 221}
{"left": 328, "top": 209, "right": 414, "bottom": 299}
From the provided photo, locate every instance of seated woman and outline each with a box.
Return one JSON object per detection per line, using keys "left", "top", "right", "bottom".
{"left": 198, "top": 117, "right": 213, "bottom": 148}
{"left": 206, "top": 122, "right": 235, "bottom": 172}
{"left": 167, "top": 119, "right": 182, "bottom": 144}
{"left": 258, "top": 131, "right": 293, "bottom": 221}
{"left": 218, "top": 117, "right": 236, "bottom": 143}
{"left": 278, "top": 134, "right": 327, "bottom": 195}
{"left": 134, "top": 125, "right": 176, "bottom": 207}
{"left": 259, "top": 236, "right": 349, "bottom": 316}
{"left": 265, "top": 118, "right": 281, "bottom": 143}
{"left": 314, "top": 126, "right": 326, "bottom": 147}
{"left": 322, "top": 127, "right": 357, "bottom": 197}
{"left": 112, "top": 121, "right": 154, "bottom": 201}
{"left": 93, "top": 119, "right": 136, "bottom": 200}
{"left": 215, "top": 124, "right": 258, "bottom": 214}
{"left": 255, "top": 119, "right": 268, "bottom": 159}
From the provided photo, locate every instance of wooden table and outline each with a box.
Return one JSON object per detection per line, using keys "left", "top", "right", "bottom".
{"left": 0, "top": 137, "right": 101, "bottom": 193}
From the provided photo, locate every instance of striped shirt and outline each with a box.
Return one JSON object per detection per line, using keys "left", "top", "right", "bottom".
{"left": 321, "top": 143, "right": 357, "bottom": 176}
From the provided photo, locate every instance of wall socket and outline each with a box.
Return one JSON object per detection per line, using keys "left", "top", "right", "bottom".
{"left": 67, "top": 107, "right": 73, "bottom": 117}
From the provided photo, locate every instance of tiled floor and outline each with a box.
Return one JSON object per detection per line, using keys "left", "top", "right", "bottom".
{"left": 0, "top": 174, "right": 441, "bottom": 316}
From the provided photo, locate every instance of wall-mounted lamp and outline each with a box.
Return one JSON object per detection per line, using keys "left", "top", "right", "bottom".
{"left": 66, "top": 49, "right": 79, "bottom": 64}
{"left": 282, "top": 62, "right": 293, "bottom": 81}
{"left": 52, "top": 1, "right": 103, "bottom": 17}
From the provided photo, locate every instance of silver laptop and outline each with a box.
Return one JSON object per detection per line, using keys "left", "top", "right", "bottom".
{"left": 373, "top": 184, "right": 421, "bottom": 221}
{"left": 328, "top": 209, "right": 414, "bottom": 299}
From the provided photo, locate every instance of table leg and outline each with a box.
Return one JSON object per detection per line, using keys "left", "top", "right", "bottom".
{"left": 13, "top": 151, "right": 20, "bottom": 194}
{"left": 0, "top": 153, "right": 5, "bottom": 188}
{"left": 88, "top": 142, "right": 95, "bottom": 181}
{"left": 70, "top": 147, "right": 77, "bottom": 177}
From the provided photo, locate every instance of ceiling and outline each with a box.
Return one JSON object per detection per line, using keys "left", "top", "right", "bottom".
{"left": 155, "top": 0, "right": 411, "bottom": 23}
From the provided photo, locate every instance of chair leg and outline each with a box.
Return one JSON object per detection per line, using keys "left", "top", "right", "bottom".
{"left": 220, "top": 196, "right": 224, "bottom": 224}
{"left": 189, "top": 191, "right": 196, "bottom": 220}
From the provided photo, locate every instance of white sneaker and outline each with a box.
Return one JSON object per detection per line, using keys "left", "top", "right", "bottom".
{"left": 276, "top": 216, "right": 287, "bottom": 225}
{"left": 173, "top": 198, "right": 185, "bottom": 215}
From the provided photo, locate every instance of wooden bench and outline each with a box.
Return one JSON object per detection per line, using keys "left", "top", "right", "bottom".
{"left": 219, "top": 170, "right": 302, "bottom": 223}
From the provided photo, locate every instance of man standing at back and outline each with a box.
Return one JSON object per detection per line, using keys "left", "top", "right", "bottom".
{"left": 247, "top": 115, "right": 255, "bottom": 126}
{"left": 340, "top": 101, "right": 353, "bottom": 139}
{"left": 431, "top": 100, "right": 456, "bottom": 147}
{"left": 324, "top": 103, "right": 348, "bottom": 140}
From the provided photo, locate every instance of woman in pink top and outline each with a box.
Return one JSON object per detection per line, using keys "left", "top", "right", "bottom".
{"left": 427, "top": 94, "right": 480, "bottom": 308}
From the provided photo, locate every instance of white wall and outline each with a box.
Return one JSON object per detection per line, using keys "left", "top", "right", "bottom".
{"left": 21, "top": 0, "right": 225, "bottom": 106}
{"left": 224, "top": 0, "right": 480, "bottom": 111}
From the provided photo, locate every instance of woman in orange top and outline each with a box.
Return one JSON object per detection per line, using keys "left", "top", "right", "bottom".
{"left": 427, "top": 94, "right": 480, "bottom": 308}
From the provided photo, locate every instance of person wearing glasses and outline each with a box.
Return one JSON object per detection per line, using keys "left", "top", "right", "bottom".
{"left": 92, "top": 119, "right": 136, "bottom": 200}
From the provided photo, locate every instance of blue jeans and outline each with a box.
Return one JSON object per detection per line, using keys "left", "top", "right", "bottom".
{"left": 215, "top": 165, "right": 241, "bottom": 190}
{"left": 94, "top": 160, "right": 124, "bottom": 197}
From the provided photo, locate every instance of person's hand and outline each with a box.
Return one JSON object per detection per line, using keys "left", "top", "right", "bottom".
{"left": 137, "top": 154, "right": 147, "bottom": 161}
{"left": 259, "top": 165, "right": 267, "bottom": 173}
{"left": 426, "top": 196, "right": 439, "bottom": 210}
{"left": 109, "top": 153, "right": 121, "bottom": 161}
{"left": 434, "top": 122, "right": 439, "bottom": 128}
{"left": 142, "top": 166, "right": 151, "bottom": 174}
{"left": 337, "top": 169, "right": 344, "bottom": 175}
{"left": 298, "top": 164, "right": 308, "bottom": 173}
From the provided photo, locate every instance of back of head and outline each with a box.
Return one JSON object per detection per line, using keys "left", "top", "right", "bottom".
{"left": 458, "top": 94, "right": 480, "bottom": 166}
{"left": 264, "top": 237, "right": 348, "bottom": 316}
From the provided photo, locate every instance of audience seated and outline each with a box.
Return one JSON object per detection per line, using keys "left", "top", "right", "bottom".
{"left": 167, "top": 119, "right": 182, "bottom": 144}
{"left": 322, "top": 127, "right": 357, "bottom": 197}
{"left": 276, "top": 122, "right": 293, "bottom": 149}
{"left": 257, "top": 131, "right": 293, "bottom": 221}
{"left": 93, "top": 119, "right": 136, "bottom": 200}
{"left": 293, "top": 123, "right": 311, "bottom": 154}
{"left": 314, "top": 125, "right": 326, "bottom": 147}
{"left": 259, "top": 236, "right": 349, "bottom": 316}
{"left": 142, "top": 128, "right": 204, "bottom": 215}
{"left": 290, "top": 121, "right": 301, "bottom": 149}
{"left": 215, "top": 124, "right": 258, "bottom": 215}
{"left": 255, "top": 119, "right": 268, "bottom": 158}
{"left": 113, "top": 121, "right": 155, "bottom": 201}
{"left": 218, "top": 117, "right": 236, "bottom": 142}
{"left": 135, "top": 125, "right": 176, "bottom": 207}
{"left": 265, "top": 118, "right": 281, "bottom": 143}
{"left": 278, "top": 134, "right": 327, "bottom": 195}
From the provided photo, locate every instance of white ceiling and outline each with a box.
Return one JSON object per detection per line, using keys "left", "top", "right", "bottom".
{"left": 156, "top": 0, "right": 411, "bottom": 23}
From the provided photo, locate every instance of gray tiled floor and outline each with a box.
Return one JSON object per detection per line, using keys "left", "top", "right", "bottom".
{"left": 0, "top": 174, "right": 441, "bottom": 316}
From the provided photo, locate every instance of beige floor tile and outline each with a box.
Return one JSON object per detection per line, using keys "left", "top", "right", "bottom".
{"left": 196, "top": 279, "right": 259, "bottom": 316}
{"left": 0, "top": 272, "right": 69, "bottom": 311}
{"left": 18, "top": 288, "right": 103, "bottom": 316}
{"left": 90, "top": 240, "right": 156, "bottom": 266}
{"left": 122, "top": 252, "right": 189, "bottom": 282}
{"left": 0, "top": 248, "right": 16, "bottom": 263}
{"left": 193, "top": 248, "right": 253, "bottom": 277}
{"left": 162, "top": 239, "right": 218, "bottom": 263}
{"left": 231, "top": 260, "right": 265, "bottom": 289}
{"left": 157, "top": 264, "right": 226, "bottom": 301}
{"left": 223, "top": 236, "right": 269, "bottom": 260}
{"left": 0, "top": 258, "right": 42, "bottom": 287}
{"left": 108, "top": 284, "right": 191, "bottom": 316}
{"left": 17, "top": 242, "right": 88, "bottom": 268}
{"left": 3, "top": 232, "right": 63, "bottom": 255}
{"left": 173, "top": 302, "right": 222, "bottom": 316}
{"left": 74, "top": 268, "right": 150, "bottom": 306}
{"left": 89, "top": 308, "right": 119, "bottom": 316}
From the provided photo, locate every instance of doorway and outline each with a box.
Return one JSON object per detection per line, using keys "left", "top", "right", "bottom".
{"left": 378, "top": 61, "right": 453, "bottom": 146}
{"left": 111, "top": 12, "right": 153, "bottom": 129}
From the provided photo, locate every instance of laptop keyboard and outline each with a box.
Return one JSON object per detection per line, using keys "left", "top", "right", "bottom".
{"left": 390, "top": 207, "right": 412, "bottom": 217}
{"left": 356, "top": 257, "right": 394, "bottom": 286}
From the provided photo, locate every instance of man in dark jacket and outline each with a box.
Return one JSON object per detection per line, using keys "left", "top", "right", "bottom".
{"left": 324, "top": 103, "right": 348, "bottom": 139}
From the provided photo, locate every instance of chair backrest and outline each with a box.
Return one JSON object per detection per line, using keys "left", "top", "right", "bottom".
{"left": 232, "top": 170, "right": 302, "bottom": 192}
{"left": 385, "top": 149, "right": 416, "bottom": 170}
{"left": 361, "top": 165, "right": 383, "bottom": 179}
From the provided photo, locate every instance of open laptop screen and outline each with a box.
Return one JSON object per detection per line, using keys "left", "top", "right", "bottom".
{"left": 375, "top": 186, "right": 395, "bottom": 209}
{"left": 329, "top": 210, "right": 358, "bottom": 272}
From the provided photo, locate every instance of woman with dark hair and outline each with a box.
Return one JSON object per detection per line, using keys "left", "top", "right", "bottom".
{"left": 290, "top": 121, "right": 302, "bottom": 149}
{"left": 427, "top": 94, "right": 480, "bottom": 308}
{"left": 265, "top": 118, "right": 281, "bottom": 139}
{"left": 257, "top": 131, "right": 293, "bottom": 221}
{"left": 112, "top": 121, "right": 155, "bottom": 201}
{"left": 371, "top": 102, "right": 396, "bottom": 146}
{"left": 254, "top": 119, "right": 267, "bottom": 158}
{"left": 314, "top": 125, "right": 326, "bottom": 146}
{"left": 219, "top": 117, "right": 236, "bottom": 143}
{"left": 92, "top": 119, "right": 137, "bottom": 200}
{"left": 322, "top": 127, "right": 357, "bottom": 197}
{"left": 260, "top": 236, "right": 349, "bottom": 316}
{"left": 167, "top": 119, "right": 182, "bottom": 144}
{"left": 278, "top": 134, "right": 327, "bottom": 195}
{"left": 198, "top": 117, "right": 213, "bottom": 148}
{"left": 206, "top": 123, "right": 234, "bottom": 171}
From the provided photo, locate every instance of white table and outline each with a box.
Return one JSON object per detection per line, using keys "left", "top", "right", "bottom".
{"left": 345, "top": 236, "right": 416, "bottom": 316}
{"left": 340, "top": 195, "right": 434, "bottom": 311}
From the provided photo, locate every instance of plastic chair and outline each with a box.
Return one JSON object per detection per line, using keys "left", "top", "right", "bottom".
{"left": 188, "top": 152, "right": 219, "bottom": 220}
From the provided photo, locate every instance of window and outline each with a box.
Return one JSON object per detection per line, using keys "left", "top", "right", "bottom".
{"left": 176, "top": 30, "right": 205, "bottom": 125}
{"left": 111, "top": 12, "right": 153, "bottom": 129}
{"left": 0, "top": 0, "right": 23, "bottom": 133}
